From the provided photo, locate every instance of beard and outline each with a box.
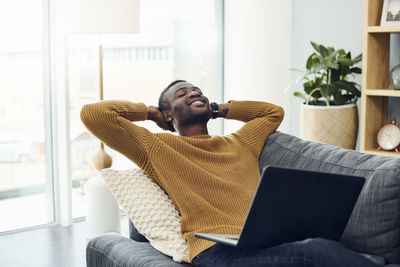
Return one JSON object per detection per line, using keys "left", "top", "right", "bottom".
{"left": 173, "top": 105, "right": 211, "bottom": 127}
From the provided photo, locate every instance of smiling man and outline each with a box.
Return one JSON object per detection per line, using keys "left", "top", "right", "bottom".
{"left": 80, "top": 80, "right": 382, "bottom": 267}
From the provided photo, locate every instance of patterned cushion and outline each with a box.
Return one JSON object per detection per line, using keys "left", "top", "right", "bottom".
{"left": 260, "top": 131, "right": 400, "bottom": 264}
{"left": 101, "top": 168, "right": 190, "bottom": 263}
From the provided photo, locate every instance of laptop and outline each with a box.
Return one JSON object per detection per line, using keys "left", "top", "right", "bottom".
{"left": 195, "top": 166, "right": 365, "bottom": 248}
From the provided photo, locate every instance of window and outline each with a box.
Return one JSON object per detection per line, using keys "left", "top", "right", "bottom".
{"left": 0, "top": 0, "right": 53, "bottom": 232}
{"left": 69, "top": 0, "right": 224, "bottom": 218}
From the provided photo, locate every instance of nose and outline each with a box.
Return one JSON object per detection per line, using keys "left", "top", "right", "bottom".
{"left": 188, "top": 90, "right": 201, "bottom": 98}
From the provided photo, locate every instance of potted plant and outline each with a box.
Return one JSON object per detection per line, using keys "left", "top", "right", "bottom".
{"left": 294, "top": 41, "right": 362, "bottom": 149}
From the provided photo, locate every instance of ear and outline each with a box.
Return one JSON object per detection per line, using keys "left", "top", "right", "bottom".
{"left": 162, "top": 110, "right": 172, "bottom": 122}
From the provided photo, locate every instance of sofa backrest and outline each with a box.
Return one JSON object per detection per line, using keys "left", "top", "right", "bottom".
{"left": 260, "top": 131, "right": 400, "bottom": 264}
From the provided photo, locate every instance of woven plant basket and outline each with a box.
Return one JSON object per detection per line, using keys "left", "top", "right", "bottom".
{"left": 300, "top": 103, "right": 358, "bottom": 149}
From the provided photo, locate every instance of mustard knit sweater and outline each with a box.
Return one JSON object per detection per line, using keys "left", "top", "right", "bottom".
{"left": 80, "top": 100, "right": 284, "bottom": 262}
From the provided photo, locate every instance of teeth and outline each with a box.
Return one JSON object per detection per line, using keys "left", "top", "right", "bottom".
{"left": 191, "top": 101, "right": 204, "bottom": 105}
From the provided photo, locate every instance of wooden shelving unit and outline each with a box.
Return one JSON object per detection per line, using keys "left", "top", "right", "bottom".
{"left": 360, "top": 0, "right": 400, "bottom": 158}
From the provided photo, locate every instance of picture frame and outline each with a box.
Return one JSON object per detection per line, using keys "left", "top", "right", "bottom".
{"left": 381, "top": 0, "right": 400, "bottom": 26}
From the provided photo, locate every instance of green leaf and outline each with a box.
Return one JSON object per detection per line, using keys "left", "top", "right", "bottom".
{"left": 319, "top": 45, "right": 329, "bottom": 57}
{"left": 309, "top": 90, "right": 322, "bottom": 99}
{"left": 337, "top": 49, "right": 346, "bottom": 56}
{"left": 312, "top": 54, "right": 324, "bottom": 61}
{"left": 337, "top": 57, "right": 353, "bottom": 66}
{"left": 334, "top": 80, "right": 361, "bottom": 97}
{"left": 327, "top": 62, "right": 339, "bottom": 69}
{"left": 289, "top": 68, "right": 304, "bottom": 73}
{"left": 294, "top": 91, "right": 308, "bottom": 102}
{"left": 306, "top": 53, "right": 319, "bottom": 69}
{"left": 327, "top": 47, "right": 335, "bottom": 56}
{"left": 330, "top": 69, "right": 341, "bottom": 82}
{"left": 310, "top": 41, "right": 320, "bottom": 53}
{"left": 303, "top": 79, "right": 322, "bottom": 96}
{"left": 350, "top": 67, "right": 362, "bottom": 74}
{"left": 346, "top": 51, "right": 352, "bottom": 59}
{"left": 303, "top": 80, "right": 320, "bottom": 93}
{"left": 320, "top": 84, "right": 331, "bottom": 99}
{"left": 303, "top": 80, "right": 313, "bottom": 91}
{"left": 333, "top": 91, "right": 346, "bottom": 105}
{"left": 328, "top": 49, "right": 339, "bottom": 61}
{"left": 315, "top": 77, "right": 323, "bottom": 87}
{"left": 352, "top": 53, "right": 362, "bottom": 64}
{"left": 311, "top": 63, "right": 327, "bottom": 73}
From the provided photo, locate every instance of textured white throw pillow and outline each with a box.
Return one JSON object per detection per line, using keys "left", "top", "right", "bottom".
{"left": 101, "top": 168, "right": 190, "bottom": 263}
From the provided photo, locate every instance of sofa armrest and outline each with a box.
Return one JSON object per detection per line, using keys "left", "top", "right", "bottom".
{"left": 86, "top": 234, "right": 191, "bottom": 267}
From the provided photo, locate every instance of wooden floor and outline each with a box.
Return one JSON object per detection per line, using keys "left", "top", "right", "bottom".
{"left": 0, "top": 217, "right": 129, "bottom": 267}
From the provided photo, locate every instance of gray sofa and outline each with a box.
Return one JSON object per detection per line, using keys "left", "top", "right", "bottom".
{"left": 86, "top": 131, "right": 400, "bottom": 267}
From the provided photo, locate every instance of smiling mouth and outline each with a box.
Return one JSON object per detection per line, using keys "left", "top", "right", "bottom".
{"left": 190, "top": 101, "right": 206, "bottom": 107}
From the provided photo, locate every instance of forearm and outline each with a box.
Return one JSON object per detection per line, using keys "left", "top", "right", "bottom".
{"left": 225, "top": 100, "right": 284, "bottom": 123}
{"left": 227, "top": 100, "right": 284, "bottom": 155}
{"left": 81, "top": 100, "right": 148, "bottom": 125}
{"left": 80, "top": 100, "right": 152, "bottom": 167}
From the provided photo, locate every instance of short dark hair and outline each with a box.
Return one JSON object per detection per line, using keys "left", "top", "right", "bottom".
{"left": 158, "top": 80, "right": 186, "bottom": 112}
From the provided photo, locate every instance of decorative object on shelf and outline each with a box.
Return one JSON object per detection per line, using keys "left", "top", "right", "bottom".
{"left": 377, "top": 118, "right": 400, "bottom": 152}
{"left": 381, "top": 0, "right": 400, "bottom": 26}
{"left": 390, "top": 57, "right": 400, "bottom": 90}
{"left": 293, "top": 42, "right": 362, "bottom": 149}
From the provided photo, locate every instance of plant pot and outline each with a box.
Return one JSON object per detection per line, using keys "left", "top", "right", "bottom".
{"left": 300, "top": 103, "right": 358, "bottom": 149}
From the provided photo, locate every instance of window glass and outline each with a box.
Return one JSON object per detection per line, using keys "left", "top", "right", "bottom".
{"left": 0, "top": 0, "right": 52, "bottom": 231}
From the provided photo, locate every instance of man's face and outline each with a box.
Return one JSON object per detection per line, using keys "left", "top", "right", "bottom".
{"left": 162, "top": 81, "right": 211, "bottom": 127}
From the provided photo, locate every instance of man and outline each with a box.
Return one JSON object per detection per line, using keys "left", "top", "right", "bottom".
{"left": 81, "top": 80, "right": 382, "bottom": 267}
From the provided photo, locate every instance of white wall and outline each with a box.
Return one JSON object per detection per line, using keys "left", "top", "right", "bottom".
{"left": 224, "top": 0, "right": 292, "bottom": 134}
{"left": 290, "top": 0, "right": 364, "bottom": 137}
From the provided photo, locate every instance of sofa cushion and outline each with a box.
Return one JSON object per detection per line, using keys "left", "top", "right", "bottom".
{"left": 101, "top": 168, "right": 189, "bottom": 263}
{"left": 87, "top": 234, "right": 191, "bottom": 267}
{"left": 259, "top": 131, "right": 400, "bottom": 264}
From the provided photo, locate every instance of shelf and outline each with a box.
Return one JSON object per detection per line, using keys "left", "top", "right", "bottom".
{"left": 363, "top": 149, "right": 400, "bottom": 158}
{"left": 360, "top": 0, "right": 399, "bottom": 159}
{"left": 368, "top": 26, "right": 400, "bottom": 33}
{"left": 365, "top": 89, "right": 400, "bottom": 97}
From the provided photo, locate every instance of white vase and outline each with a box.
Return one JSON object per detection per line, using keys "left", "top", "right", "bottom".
{"left": 300, "top": 103, "right": 358, "bottom": 149}
{"left": 85, "top": 172, "right": 121, "bottom": 239}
